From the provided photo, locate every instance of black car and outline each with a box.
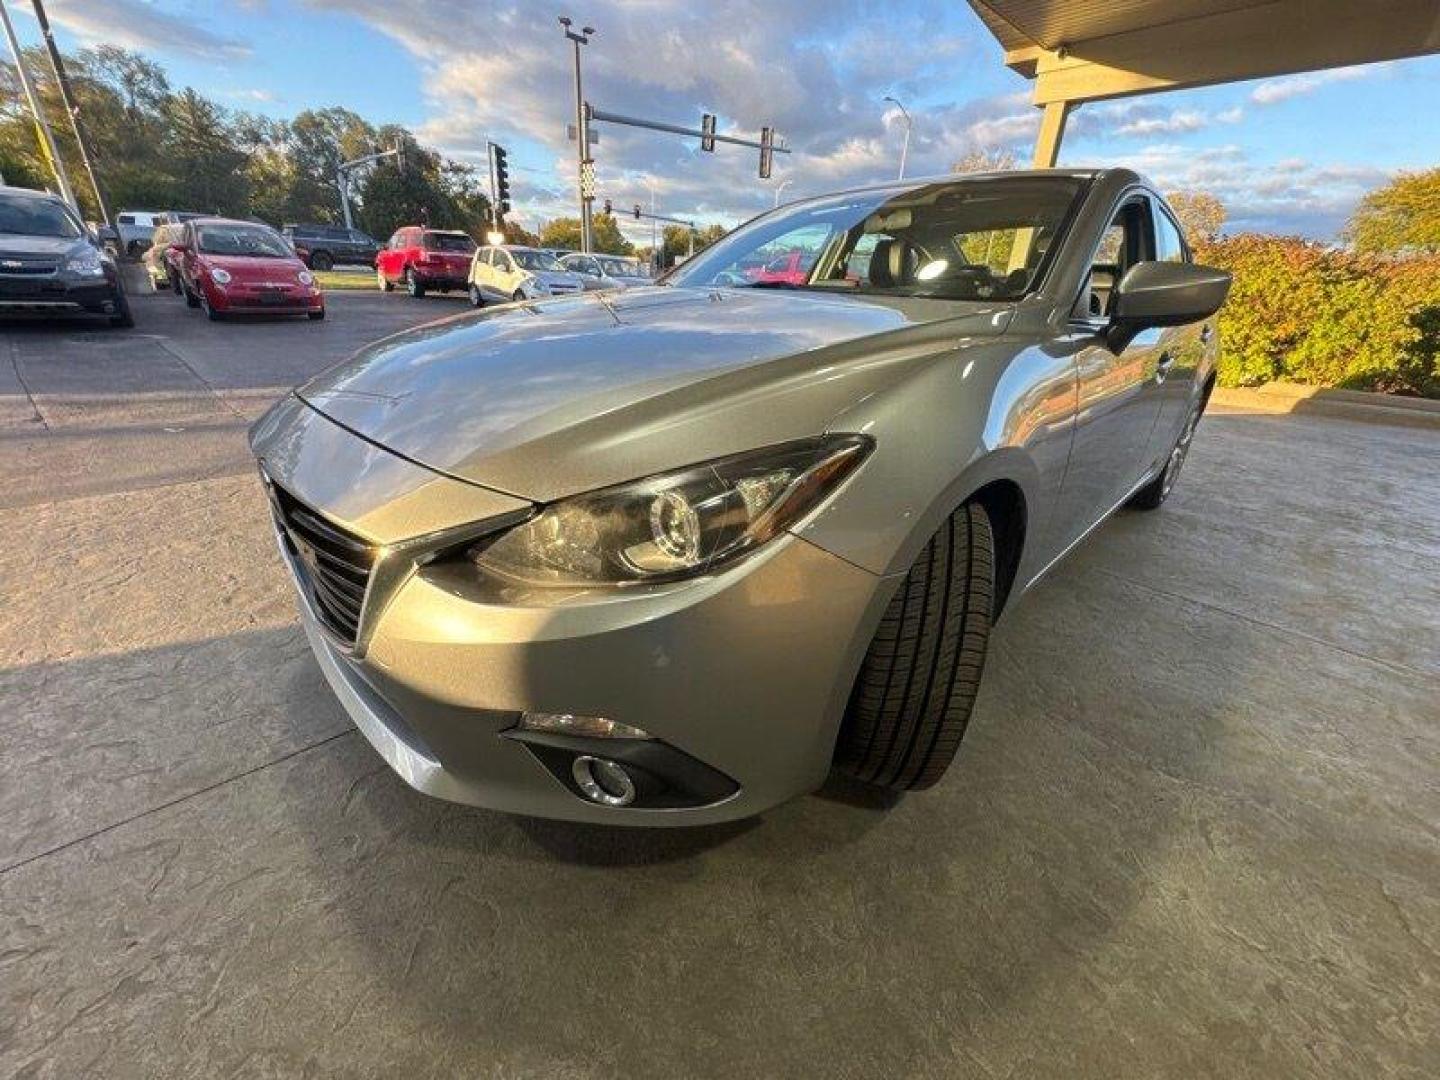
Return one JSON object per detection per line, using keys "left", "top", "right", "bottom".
{"left": 0, "top": 185, "right": 133, "bottom": 328}
{"left": 281, "top": 224, "right": 380, "bottom": 271}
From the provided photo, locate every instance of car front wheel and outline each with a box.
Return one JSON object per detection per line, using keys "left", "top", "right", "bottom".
{"left": 406, "top": 268, "right": 426, "bottom": 298}
{"left": 833, "top": 502, "right": 995, "bottom": 791}
{"left": 468, "top": 284, "right": 484, "bottom": 308}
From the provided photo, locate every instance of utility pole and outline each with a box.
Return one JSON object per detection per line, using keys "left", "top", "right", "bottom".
{"left": 30, "top": 0, "right": 109, "bottom": 225}
{"left": 884, "top": 95, "right": 912, "bottom": 180}
{"left": 0, "top": 0, "right": 75, "bottom": 208}
{"left": 773, "top": 178, "right": 793, "bottom": 207}
{"left": 336, "top": 144, "right": 401, "bottom": 230}
{"left": 559, "top": 17, "right": 595, "bottom": 253}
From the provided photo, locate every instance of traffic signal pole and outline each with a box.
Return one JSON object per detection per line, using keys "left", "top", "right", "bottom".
{"left": 559, "top": 17, "right": 595, "bottom": 254}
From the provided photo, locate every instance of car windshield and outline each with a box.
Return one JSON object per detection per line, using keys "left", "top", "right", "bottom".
{"left": 196, "top": 223, "right": 291, "bottom": 258}
{"left": 0, "top": 194, "right": 82, "bottom": 239}
{"left": 599, "top": 256, "right": 646, "bottom": 277}
{"left": 513, "top": 250, "right": 561, "bottom": 271}
{"left": 424, "top": 232, "right": 475, "bottom": 253}
{"left": 668, "top": 175, "right": 1087, "bottom": 302}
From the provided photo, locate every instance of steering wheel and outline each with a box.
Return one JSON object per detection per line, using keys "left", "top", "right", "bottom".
{"left": 711, "top": 270, "right": 746, "bottom": 287}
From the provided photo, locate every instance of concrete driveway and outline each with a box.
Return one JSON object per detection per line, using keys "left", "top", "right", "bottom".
{"left": 2, "top": 279, "right": 1437, "bottom": 1078}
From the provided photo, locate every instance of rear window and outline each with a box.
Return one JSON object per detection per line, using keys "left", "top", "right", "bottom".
{"left": 423, "top": 232, "right": 475, "bottom": 253}
{"left": 118, "top": 214, "right": 135, "bottom": 225}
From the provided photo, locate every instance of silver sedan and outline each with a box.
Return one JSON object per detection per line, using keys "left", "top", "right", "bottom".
{"left": 250, "top": 168, "right": 1230, "bottom": 825}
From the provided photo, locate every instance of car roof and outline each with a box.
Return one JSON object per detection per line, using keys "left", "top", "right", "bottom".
{"left": 187, "top": 217, "right": 279, "bottom": 229}
{"left": 0, "top": 184, "right": 66, "bottom": 203}
{"left": 807, "top": 166, "right": 1139, "bottom": 201}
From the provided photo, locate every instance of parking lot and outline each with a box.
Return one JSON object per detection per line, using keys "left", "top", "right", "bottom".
{"left": 2, "top": 276, "right": 1438, "bottom": 1078}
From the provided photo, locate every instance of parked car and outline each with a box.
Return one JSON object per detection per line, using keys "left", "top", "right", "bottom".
{"left": 115, "top": 210, "right": 164, "bottom": 257}
{"left": 142, "top": 222, "right": 185, "bottom": 292}
{"left": 250, "top": 168, "right": 1230, "bottom": 825}
{"left": 0, "top": 185, "right": 133, "bottom": 327}
{"left": 176, "top": 217, "right": 324, "bottom": 321}
{"left": 375, "top": 227, "right": 475, "bottom": 297}
{"left": 468, "top": 244, "right": 586, "bottom": 305}
{"left": 282, "top": 224, "right": 380, "bottom": 271}
{"left": 747, "top": 249, "right": 818, "bottom": 285}
{"left": 559, "top": 252, "right": 653, "bottom": 291}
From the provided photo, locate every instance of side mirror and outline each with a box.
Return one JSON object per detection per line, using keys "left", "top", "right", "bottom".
{"left": 1110, "top": 261, "right": 1230, "bottom": 328}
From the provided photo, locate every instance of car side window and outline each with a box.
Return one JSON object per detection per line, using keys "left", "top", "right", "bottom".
{"left": 1154, "top": 207, "right": 1189, "bottom": 263}
{"left": 1083, "top": 196, "right": 1155, "bottom": 319}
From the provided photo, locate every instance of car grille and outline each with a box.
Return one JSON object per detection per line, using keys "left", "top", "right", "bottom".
{"left": 267, "top": 482, "right": 376, "bottom": 646}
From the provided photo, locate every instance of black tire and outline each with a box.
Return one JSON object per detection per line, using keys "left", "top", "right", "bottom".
{"left": 200, "top": 290, "right": 223, "bottom": 321}
{"left": 406, "top": 268, "right": 425, "bottom": 298}
{"left": 126, "top": 240, "right": 145, "bottom": 259}
{"left": 169, "top": 270, "right": 181, "bottom": 295}
{"left": 108, "top": 292, "right": 135, "bottom": 329}
{"left": 512, "top": 289, "right": 525, "bottom": 303}
{"left": 468, "top": 284, "right": 484, "bottom": 308}
{"left": 1130, "top": 386, "right": 1209, "bottom": 511}
{"left": 310, "top": 250, "right": 334, "bottom": 272}
{"left": 308, "top": 308, "right": 325, "bottom": 321}
{"left": 184, "top": 285, "right": 200, "bottom": 309}
{"left": 833, "top": 502, "right": 995, "bottom": 791}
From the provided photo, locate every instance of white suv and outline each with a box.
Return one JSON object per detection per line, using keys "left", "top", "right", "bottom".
{"left": 468, "top": 245, "right": 586, "bottom": 306}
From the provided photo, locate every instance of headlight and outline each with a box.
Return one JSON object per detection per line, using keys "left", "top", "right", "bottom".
{"left": 65, "top": 251, "right": 105, "bottom": 277}
{"left": 210, "top": 267, "right": 232, "bottom": 285}
{"left": 297, "top": 270, "right": 315, "bottom": 285}
{"left": 470, "top": 435, "right": 872, "bottom": 589}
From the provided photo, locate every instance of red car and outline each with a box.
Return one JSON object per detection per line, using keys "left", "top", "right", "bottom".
{"left": 177, "top": 217, "right": 325, "bottom": 321}
{"left": 747, "top": 250, "right": 817, "bottom": 286}
{"left": 375, "top": 226, "right": 475, "bottom": 297}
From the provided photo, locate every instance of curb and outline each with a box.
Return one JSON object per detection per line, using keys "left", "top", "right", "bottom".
{"left": 1211, "top": 384, "right": 1440, "bottom": 431}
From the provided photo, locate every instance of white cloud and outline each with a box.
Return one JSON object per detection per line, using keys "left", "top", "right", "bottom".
{"left": 39, "top": 0, "right": 251, "bottom": 61}
{"left": 1249, "top": 63, "right": 1382, "bottom": 105}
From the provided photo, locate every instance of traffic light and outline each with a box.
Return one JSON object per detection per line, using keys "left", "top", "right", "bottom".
{"left": 603, "top": 199, "right": 612, "bottom": 216}
{"left": 633, "top": 204, "right": 642, "bottom": 220}
{"left": 490, "top": 143, "right": 511, "bottom": 217}
{"left": 759, "top": 127, "right": 774, "bottom": 180}
{"left": 700, "top": 113, "right": 716, "bottom": 152}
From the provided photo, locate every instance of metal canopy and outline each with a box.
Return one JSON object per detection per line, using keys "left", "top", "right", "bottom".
{"left": 967, "top": 0, "right": 1440, "bottom": 165}
{"left": 970, "top": 0, "right": 1440, "bottom": 105}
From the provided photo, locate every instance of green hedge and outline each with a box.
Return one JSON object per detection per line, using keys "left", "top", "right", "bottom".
{"left": 1193, "top": 236, "right": 1440, "bottom": 398}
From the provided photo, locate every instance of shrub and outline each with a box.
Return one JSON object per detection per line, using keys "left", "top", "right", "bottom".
{"left": 1192, "top": 235, "right": 1440, "bottom": 398}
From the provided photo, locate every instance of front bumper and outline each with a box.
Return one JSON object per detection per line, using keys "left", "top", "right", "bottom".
{"left": 0, "top": 275, "right": 122, "bottom": 316}
{"left": 209, "top": 283, "right": 323, "bottom": 313}
{"left": 255, "top": 399, "right": 893, "bottom": 824}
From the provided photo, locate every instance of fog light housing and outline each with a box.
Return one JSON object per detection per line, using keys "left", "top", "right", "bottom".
{"left": 519, "top": 712, "right": 651, "bottom": 739}
{"left": 572, "top": 756, "right": 637, "bottom": 806}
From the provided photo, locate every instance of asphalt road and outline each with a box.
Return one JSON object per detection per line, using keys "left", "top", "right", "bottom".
{"left": 2, "top": 272, "right": 1438, "bottom": 1078}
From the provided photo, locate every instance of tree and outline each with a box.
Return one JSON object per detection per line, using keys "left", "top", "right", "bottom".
{"left": 164, "top": 89, "right": 248, "bottom": 214}
{"left": 538, "top": 214, "right": 633, "bottom": 254}
{"left": 953, "top": 148, "right": 1017, "bottom": 174}
{"left": 1346, "top": 168, "right": 1440, "bottom": 255}
{"left": 1166, "top": 190, "right": 1227, "bottom": 243}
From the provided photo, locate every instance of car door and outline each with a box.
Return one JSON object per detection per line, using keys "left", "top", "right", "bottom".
{"left": 1144, "top": 201, "right": 1212, "bottom": 464}
{"left": 470, "top": 246, "right": 490, "bottom": 293}
{"left": 1047, "top": 193, "right": 1169, "bottom": 553}
{"left": 494, "top": 250, "right": 518, "bottom": 295}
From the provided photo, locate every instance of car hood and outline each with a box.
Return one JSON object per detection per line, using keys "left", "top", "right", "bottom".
{"left": 299, "top": 285, "right": 1013, "bottom": 501}
{"left": 532, "top": 269, "right": 585, "bottom": 288}
{"left": 0, "top": 235, "right": 87, "bottom": 258}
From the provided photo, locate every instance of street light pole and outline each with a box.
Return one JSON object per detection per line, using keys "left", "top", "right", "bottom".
{"left": 0, "top": 0, "right": 75, "bottom": 209}
{"left": 30, "top": 0, "right": 109, "bottom": 225}
{"left": 883, "top": 95, "right": 912, "bottom": 181}
{"left": 560, "top": 17, "right": 595, "bottom": 253}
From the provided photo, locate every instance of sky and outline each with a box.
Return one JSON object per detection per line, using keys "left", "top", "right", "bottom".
{"left": 17, "top": 0, "right": 1440, "bottom": 244}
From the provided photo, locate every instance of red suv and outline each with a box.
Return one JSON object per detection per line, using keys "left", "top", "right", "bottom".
{"left": 177, "top": 218, "right": 324, "bottom": 321}
{"left": 376, "top": 227, "right": 475, "bottom": 297}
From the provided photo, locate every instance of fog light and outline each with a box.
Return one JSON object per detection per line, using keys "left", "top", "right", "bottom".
{"left": 572, "top": 756, "right": 637, "bottom": 806}
{"left": 519, "top": 712, "right": 651, "bottom": 739}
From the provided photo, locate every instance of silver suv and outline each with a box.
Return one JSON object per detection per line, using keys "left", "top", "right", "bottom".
{"left": 467, "top": 245, "right": 586, "bottom": 306}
